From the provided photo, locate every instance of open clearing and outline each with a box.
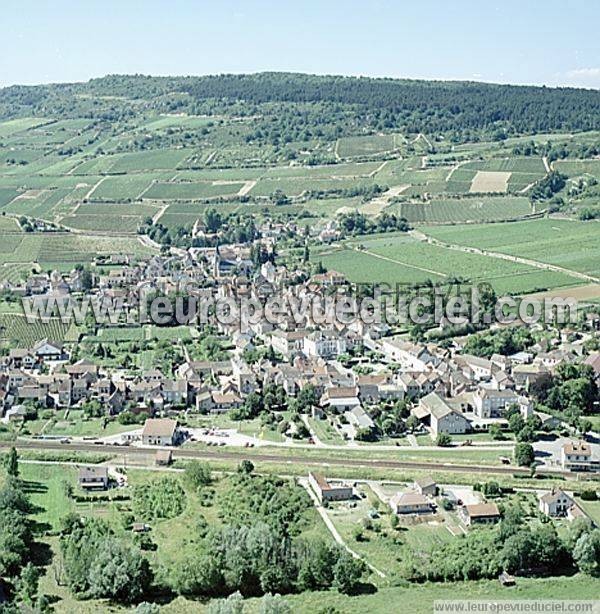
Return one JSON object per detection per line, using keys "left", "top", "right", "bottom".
{"left": 470, "top": 170, "right": 511, "bottom": 193}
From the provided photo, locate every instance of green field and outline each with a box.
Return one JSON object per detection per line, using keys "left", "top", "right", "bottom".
{"left": 421, "top": 219, "right": 600, "bottom": 277}
{"left": 88, "top": 174, "right": 165, "bottom": 200}
{"left": 141, "top": 114, "right": 213, "bottom": 132}
{"left": 394, "top": 196, "right": 532, "bottom": 224}
{"left": 337, "top": 134, "right": 399, "bottom": 158}
{"left": 314, "top": 230, "right": 578, "bottom": 293}
{"left": 61, "top": 214, "right": 144, "bottom": 232}
{"left": 0, "top": 215, "right": 20, "bottom": 230}
{"left": 0, "top": 117, "right": 52, "bottom": 138}
{"left": 0, "top": 314, "right": 71, "bottom": 345}
{"left": 554, "top": 159, "right": 600, "bottom": 178}
{"left": 144, "top": 180, "right": 245, "bottom": 200}
{"left": 0, "top": 233, "right": 156, "bottom": 271}
{"left": 264, "top": 161, "right": 381, "bottom": 178}
{"left": 250, "top": 177, "right": 376, "bottom": 197}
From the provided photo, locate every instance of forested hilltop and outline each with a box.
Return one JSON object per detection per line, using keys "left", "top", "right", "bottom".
{"left": 1, "top": 72, "right": 599, "bottom": 141}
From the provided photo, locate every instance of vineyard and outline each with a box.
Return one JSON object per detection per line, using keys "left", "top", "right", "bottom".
{"left": 395, "top": 196, "right": 532, "bottom": 224}
{"left": 0, "top": 313, "right": 71, "bottom": 345}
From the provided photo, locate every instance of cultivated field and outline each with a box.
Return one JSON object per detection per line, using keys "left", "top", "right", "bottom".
{"left": 469, "top": 170, "right": 511, "bottom": 193}
{"left": 421, "top": 219, "right": 600, "bottom": 277}
{"left": 394, "top": 196, "right": 532, "bottom": 224}
{"left": 313, "top": 232, "right": 577, "bottom": 294}
{"left": 336, "top": 134, "right": 399, "bottom": 158}
{"left": 554, "top": 159, "right": 600, "bottom": 178}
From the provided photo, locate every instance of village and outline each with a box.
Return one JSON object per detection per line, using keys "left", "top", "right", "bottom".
{"left": 1, "top": 225, "right": 599, "bottom": 574}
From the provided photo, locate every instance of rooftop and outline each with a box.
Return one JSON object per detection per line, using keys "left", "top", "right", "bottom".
{"left": 142, "top": 418, "right": 178, "bottom": 438}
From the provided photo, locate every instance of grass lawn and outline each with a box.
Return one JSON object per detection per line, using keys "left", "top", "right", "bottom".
{"left": 185, "top": 437, "right": 509, "bottom": 466}
{"left": 307, "top": 416, "right": 346, "bottom": 444}
{"left": 234, "top": 575, "right": 600, "bottom": 614}
{"left": 453, "top": 432, "right": 515, "bottom": 442}
{"left": 44, "top": 415, "right": 139, "bottom": 438}
{"left": 12, "top": 459, "right": 600, "bottom": 613}
{"left": 576, "top": 497, "right": 600, "bottom": 526}
{"left": 20, "top": 463, "right": 77, "bottom": 530}
{"left": 401, "top": 521, "right": 454, "bottom": 552}
{"left": 326, "top": 493, "right": 406, "bottom": 578}
{"left": 36, "top": 571, "right": 600, "bottom": 614}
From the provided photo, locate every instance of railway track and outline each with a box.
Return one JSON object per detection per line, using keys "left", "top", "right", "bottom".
{"left": 0, "top": 439, "right": 540, "bottom": 477}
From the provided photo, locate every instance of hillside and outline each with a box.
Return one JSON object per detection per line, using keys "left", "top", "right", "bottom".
{"left": 1, "top": 72, "right": 599, "bottom": 138}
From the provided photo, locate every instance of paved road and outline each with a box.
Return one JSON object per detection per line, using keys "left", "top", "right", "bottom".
{"left": 0, "top": 439, "right": 538, "bottom": 477}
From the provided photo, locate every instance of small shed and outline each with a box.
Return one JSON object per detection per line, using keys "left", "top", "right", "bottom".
{"left": 155, "top": 449, "right": 173, "bottom": 467}
{"left": 132, "top": 523, "right": 149, "bottom": 533}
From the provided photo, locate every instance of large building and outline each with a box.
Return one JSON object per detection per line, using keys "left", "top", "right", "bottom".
{"left": 473, "top": 388, "right": 519, "bottom": 418}
{"left": 389, "top": 491, "right": 434, "bottom": 515}
{"left": 141, "top": 418, "right": 180, "bottom": 446}
{"left": 308, "top": 472, "right": 353, "bottom": 503}
{"left": 561, "top": 441, "right": 599, "bottom": 472}
{"left": 303, "top": 330, "right": 347, "bottom": 359}
{"left": 420, "top": 392, "right": 470, "bottom": 436}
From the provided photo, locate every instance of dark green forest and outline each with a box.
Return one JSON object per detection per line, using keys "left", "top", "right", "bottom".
{"left": 1, "top": 72, "right": 599, "bottom": 140}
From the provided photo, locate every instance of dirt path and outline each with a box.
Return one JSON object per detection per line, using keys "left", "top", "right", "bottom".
{"left": 238, "top": 180, "right": 256, "bottom": 197}
{"left": 412, "top": 230, "right": 600, "bottom": 284}
{"left": 543, "top": 156, "right": 551, "bottom": 173}
{"left": 412, "top": 133, "right": 433, "bottom": 149}
{"left": 370, "top": 160, "right": 388, "bottom": 177}
{"left": 138, "top": 235, "right": 162, "bottom": 250}
{"left": 67, "top": 159, "right": 87, "bottom": 176}
{"left": 299, "top": 478, "right": 386, "bottom": 578}
{"left": 445, "top": 160, "right": 468, "bottom": 182}
{"left": 205, "top": 150, "right": 218, "bottom": 165}
{"left": 152, "top": 204, "right": 168, "bottom": 225}
{"left": 519, "top": 181, "right": 538, "bottom": 195}
{"left": 84, "top": 176, "right": 106, "bottom": 200}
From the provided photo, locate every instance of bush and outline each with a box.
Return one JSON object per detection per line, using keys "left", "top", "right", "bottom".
{"left": 132, "top": 477, "right": 186, "bottom": 521}
{"left": 436, "top": 433, "right": 452, "bottom": 447}
{"left": 184, "top": 461, "right": 212, "bottom": 490}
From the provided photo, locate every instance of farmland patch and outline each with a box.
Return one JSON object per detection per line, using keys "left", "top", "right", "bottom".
{"left": 470, "top": 171, "right": 510, "bottom": 193}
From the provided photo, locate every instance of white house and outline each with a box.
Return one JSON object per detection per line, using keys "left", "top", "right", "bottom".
{"left": 458, "top": 354, "right": 492, "bottom": 381}
{"left": 141, "top": 418, "right": 180, "bottom": 446}
{"left": 561, "top": 441, "right": 599, "bottom": 472}
{"left": 539, "top": 489, "right": 574, "bottom": 517}
{"left": 381, "top": 339, "right": 438, "bottom": 372}
{"left": 303, "top": 330, "right": 347, "bottom": 359}
{"left": 473, "top": 388, "right": 519, "bottom": 418}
